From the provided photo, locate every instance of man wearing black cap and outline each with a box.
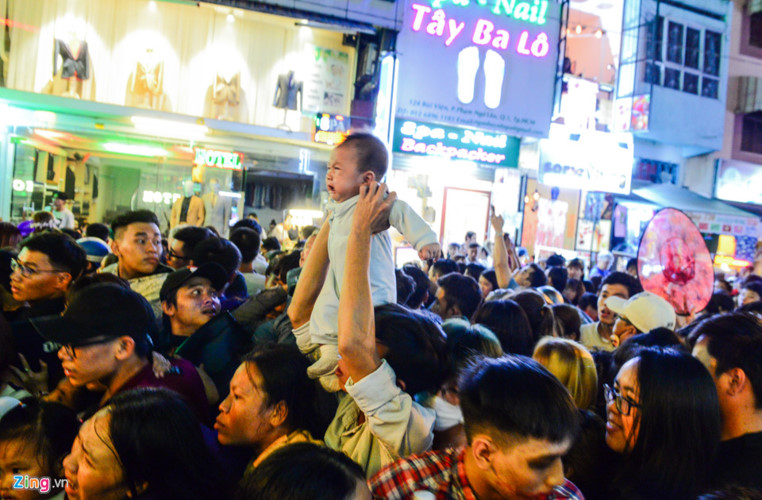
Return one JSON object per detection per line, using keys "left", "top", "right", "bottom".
{"left": 160, "top": 263, "right": 250, "bottom": 400}
{"left": 32, "top": 283, "right": 209, "bottom": 421}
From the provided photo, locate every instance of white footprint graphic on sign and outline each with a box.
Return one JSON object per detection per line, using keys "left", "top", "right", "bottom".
{"left": 457, "top": 46, "right": 480, "bottom": 104}
{"left": 484, "top": 49, "right": 506, "bottom": 109}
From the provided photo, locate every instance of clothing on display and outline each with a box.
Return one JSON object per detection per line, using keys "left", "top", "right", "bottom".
{"left": 273, "top": 71, "right": 303, "bottom": 110}
{"left": 203, "top": 191, "right": 232, "bottom": 237}
{"left": 64, "top": 166, "right": 76, "bottom": 199}
{"left": 170, "top": 195, "right": 205, "bottom": 228}
{"left": 54, "top": 39, "right": 89, "bottom": 79}
{"left": 246, "top": 181, "right": 311, "bottom": 210}
{"left": 203, "top": 72, "right": 247, "bottom": 122}
{"left": 126, "top": 48, "right": 168, "bottom": 110}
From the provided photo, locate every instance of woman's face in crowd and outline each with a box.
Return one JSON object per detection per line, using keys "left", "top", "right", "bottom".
{"left": 605, "top": 358, "right": 641, "bottom": 454}
{"left": 0, "top": 438, "right": 51, "bottom": 500}
{"left": 215, "top": 362, "right": 277, "bottom": 448}
{"left": 738, "top": 287, "right": 761, "bottom": 307}
{"left": 478, "top": 276, "right": 494, "bottom": 298}
{"left": 63, "top": 411, "right": 127, "bottom": 500}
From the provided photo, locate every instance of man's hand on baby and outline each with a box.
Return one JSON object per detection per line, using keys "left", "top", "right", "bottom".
{"left": 418, "top": 243, "right": 441, "bottom": 261}
{"left": 354, "top": 182, "right": 397, "bottom": 234}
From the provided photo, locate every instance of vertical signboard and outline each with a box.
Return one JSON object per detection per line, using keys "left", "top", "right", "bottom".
{"left": 395, "top": 0, "right": 562, "bottom": 137}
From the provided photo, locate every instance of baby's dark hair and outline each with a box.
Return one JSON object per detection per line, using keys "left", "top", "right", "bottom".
{"left": 336, "top": 133, "right": 388, "bottom": 180}
{"left": 0, "top": 398, "right": 79, "bottom": 475}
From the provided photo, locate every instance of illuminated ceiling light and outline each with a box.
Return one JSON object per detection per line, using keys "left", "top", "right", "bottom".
{"left": 226, "top": 12, "right": 235, "bottom": 23}
{"left": 595, "top": 29, "right": 603, "bottom": 38}
{"left": 149, "top": 1, "right": 157, "bottom": 11}
{"left": 533, "top": 191, "right": 540, "bottom": 201}
{"left": 575, "top": 25, "right": 582, "bottom": 34}
{"left": 131, "top": 116, "right": 208, "bottom": 139}
{"left": 103, "top": 142, "right": 168, "bottom": 157}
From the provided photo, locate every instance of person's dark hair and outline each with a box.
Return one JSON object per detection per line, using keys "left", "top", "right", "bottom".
{"left": 567, "top": 258, "right": 584, "bottom": 272}
{"left": 525, "top": 263, "right": 547, "bottom": 288}
{"left": 0, "top": 222, "right": 22, "bottom": 249}
{"left": 512, "top": 290, "right": 556, "bottom": 345}
{"left": 173, "top": 226, "right": 213, "bottom": 257}
{"left": 740, "top": 281, "right": 762, "bottom": 305}
{"left": 272, "top": 251, "right": 301, "bottom": 284}
{"left": 437, "top": 272, "right": 482, "bottom": 320}
{"left": 480, "top": 269, "right": 499, "bottom": 292}
{"left": 702, "top": 292, "right": 736, "bottom": 316}
{"left": 698, "top": 486, "right": 762, "bottom": 500}
{"left": 472, "top": 299, "right": 534, "bottom": 356}
{"left": 738, "top": 300, "right": 762, "bottom": 316}
{"left": 20, "top": 232, "right": 87, "bottom": 281}
{"left": 465, "top": 231, "right": 476, "bottom": 241}
{"left": 441, "top": 319, "right": 502, "bottom": 381}
{"left": 626, "top": 257, "right": 638, "bottom": 274}
{"left": 191, "top": 237, "right": 242, "bottom": 278}
{"left": 689, "top": 312, "right": 762, "bottom": 408}
{"left": 564, "top": 409, "right": 616, "bottom": 500}
{"left": 230, "top": 227, "right": 261, "bottom": 264}
{"left": 714, "top": 278, "right": 732, "bottom": 294}
{"left": 464, "top": 262, "right": 486, "bottom": 281}
{"left": 590, "top": 276, "right": 602, "bottom": 294}
{"left": 552, "top": 304, "right": 582, "bottom": 341}
{"left": 546, "top": 254, "right": 566, "bottom": 267}
{"left": 402, "top": 264, "right": 430, "bottom": 309}
{"left": 741, "top": 274, "right": 762, "bottom": 287}
{"left": 336, "top": 132, "right": 389, "bottom": 180}
{"left": 582, "top": 279, "right": 596, "bottom": 294}
{"left": 232, "top": 218, "right": 263, "bottom": 235}
{"left": 0, "top": 398, "right": 79, "bottom": 477}
{"left": 66, "top": 273, "right": 131, "bottom": 305}
{"left": 547, "top": 266, "right": 568, "bottom": 293}
{"left": 578, "top": 292, "right": 598, "bottom": 313}
{"left": 618, "top": 348, "right": 721, "bottom": 499}
{"left": 261, "top": 237, "right": 281, "bottom": 253}
{"left": 459, "top": 355, "right": 579, "bottom": 444}
{"left": 105, "top": 388, "right": 227, "bottom": 500}
{"left": 600, "top": 271, "right": 642, "bottom": 298}
{"left": 395, "top": 268, "right": 415, "bottom": 305}
{"left": 54, "top": 192, "right": 69, "bottom": 201}
{"left": 612, "top": 327, "right": 685, "bottom": 375}
{"left": 468, "top": 242, "right": 480, "bottom": 250}
{"left": 60, "top": 228, "right": 81, "bottom": 240}
{"left": 563, "top": 278, "right": 585, "bottom": 305}
{"left": 430, "top": 259, "right": 458, "bottom": 278}
{"left": 373, "top": 303, "right": 448, "bottom": 395}
{"left": 243, "top": 344, "right": 331, "bottom": 439}
{"left": 235, "top": 442, "right": 366, "bottom": 500}
{"left": 84, "top": 222, "right": 110, "bottom": 242}
{"left": 111, "top": 210, "right": 160, "bottom": 239}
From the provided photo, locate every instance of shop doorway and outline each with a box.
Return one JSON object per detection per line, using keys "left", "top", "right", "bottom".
{"left": 440, "top": 187, "right": 491, "bottom": 247}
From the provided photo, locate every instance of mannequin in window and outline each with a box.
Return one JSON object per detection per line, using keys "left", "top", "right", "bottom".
{"left": 50, "top": 26, "right": 91, "bottom": 99}
{"left": 170, "top": 180, "right": 205, "bottom": 229}
{"left": 126, "top": 47, "right": 169, "bottom": 111}
{"left": 203, "top": 178, "right": 232, "bottom": 237}
{"left": 273, "top": 71, "right": 303, "bottom": 110}
{"left": 203, "top": 70, "right": 248, "bottom": 122}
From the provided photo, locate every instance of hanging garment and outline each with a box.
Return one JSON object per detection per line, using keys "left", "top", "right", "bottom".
{"left": 54, "top": 39, "right": 89, "bottom": 80}
{"left": 212, "top": 73, "right": 240, "bottom": 106}
{"left": 127, "top": 50, "right": 166, "bottom": 110}
{"left": 64, "top": 166, "right": 76, "bottom": 199}
{"left": 93, "top": 174, "right": 99, "bottom": 199}
{"left": 273, "top": 71, "right": 303, "bottom": 110}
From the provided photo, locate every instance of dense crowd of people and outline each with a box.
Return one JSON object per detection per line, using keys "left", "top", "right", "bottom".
{"left": 1, "top": 133, "right": 762, "bottom": 499}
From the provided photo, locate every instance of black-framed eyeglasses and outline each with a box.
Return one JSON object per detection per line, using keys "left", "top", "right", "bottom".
{"left": 10, "top": 257, "right": 65, "bottom": 279}
{"left": 604, "top": 384, "right": 641, "bottom": 416}
{"left": 61, "top": 336, "right": 118, "bottom": 359}
{"left": 167, "top": 249, "right": 189, "bottom": 261}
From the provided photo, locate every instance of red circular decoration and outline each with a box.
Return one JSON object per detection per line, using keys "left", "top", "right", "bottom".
{"left": 637, "top": 208, "right": 714, "bottom": 316}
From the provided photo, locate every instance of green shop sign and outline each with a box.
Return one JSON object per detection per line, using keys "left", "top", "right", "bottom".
{"left": 393, "top": 119, "right": 520, "bottom": 167}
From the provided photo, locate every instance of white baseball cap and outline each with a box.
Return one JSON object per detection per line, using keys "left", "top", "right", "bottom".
{"left": 605, "top": 291, "right": 676, "bottom": 333}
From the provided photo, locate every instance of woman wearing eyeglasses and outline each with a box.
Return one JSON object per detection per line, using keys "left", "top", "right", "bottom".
{"left": 604, "top": 348, "right": 721, "bottom": 499}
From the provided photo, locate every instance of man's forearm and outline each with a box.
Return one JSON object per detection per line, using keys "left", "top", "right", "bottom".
{"left": 338, "top": 223, "right": 378, "bottom": 379}
{"left": 493, "top": 229, "right": 511, "bottom": 289}
{"left": 288, "top": 219, "right": 330, "bottom": 328}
